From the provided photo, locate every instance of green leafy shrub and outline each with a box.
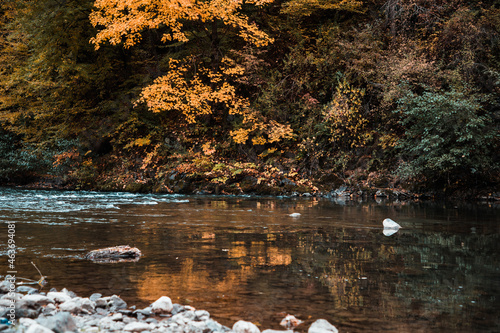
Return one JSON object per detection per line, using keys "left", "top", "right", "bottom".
{"left": 395, "top": 86, "right": 498, "bottom": 187}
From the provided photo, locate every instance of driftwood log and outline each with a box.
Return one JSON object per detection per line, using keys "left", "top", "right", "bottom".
{"left": 85, "top": 245, "right": 142, "bottom": 263}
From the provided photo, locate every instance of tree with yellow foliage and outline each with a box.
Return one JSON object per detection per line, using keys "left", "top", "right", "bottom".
{"left": 90, "top": 0, "right": 292, "bottom": 145}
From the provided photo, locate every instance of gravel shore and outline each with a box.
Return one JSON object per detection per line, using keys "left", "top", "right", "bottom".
{"left": 0, "top": 280, "right": 339, "bottom": 333}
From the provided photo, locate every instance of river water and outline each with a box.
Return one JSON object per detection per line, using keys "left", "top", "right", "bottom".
{"left": 0, "top": 188, "right": 499, "bottom": 332}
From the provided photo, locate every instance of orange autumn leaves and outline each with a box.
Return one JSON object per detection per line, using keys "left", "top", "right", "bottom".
{"left": 90, "top": 0, "right": 274, "bottom": 49}
{"left": 89, "top": 0, "right": 292, "bottom": 145}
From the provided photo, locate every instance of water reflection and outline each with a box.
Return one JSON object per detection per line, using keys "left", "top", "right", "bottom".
{"left": 0, "top": 188, "right": 499, "bottom": 332}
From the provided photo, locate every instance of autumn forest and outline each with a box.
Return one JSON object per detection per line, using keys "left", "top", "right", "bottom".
{"left": 0, "top": 0, "right": 498, "bottom": 197}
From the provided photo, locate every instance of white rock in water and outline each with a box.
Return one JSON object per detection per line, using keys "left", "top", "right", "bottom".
{"left": 383, "top": 218, "right": 401, "bottom": 229}
{"left": 383, "top": 218, "right": 401, "bottom": 236}
{"left": 289, "top": 213, "right": 301, "bottom": 217}
{"left": 308, "top": 319, "right": 339, "bottom": 333}
{"left": 233, "top": 320, "right": 261, "bottom": 333}
{"left": 151, "top": 296, "right": 173, "bottom": 314}
{"left": 280, "top": 314, "right": 303, "bottom": 329}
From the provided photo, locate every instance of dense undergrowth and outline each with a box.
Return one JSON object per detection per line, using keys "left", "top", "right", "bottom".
{"left": 0, "top": 0, "right": 498, "bottom": 199}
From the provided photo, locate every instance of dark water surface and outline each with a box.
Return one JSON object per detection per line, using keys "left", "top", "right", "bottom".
{"left": 1, "top": 188, "right": 499, "bottom": 332}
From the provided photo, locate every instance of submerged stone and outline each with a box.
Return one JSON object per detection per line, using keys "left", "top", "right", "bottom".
{"left": 85, "top": 245, "right": 142, "bottom": 263}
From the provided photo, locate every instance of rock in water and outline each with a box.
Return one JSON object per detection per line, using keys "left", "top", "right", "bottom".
{"left": 382, "top": 218, "right": 401, "bottom": 229}
{"left": 308, "top": 319, "right": 339, "bottom": 333}
{"left": 280, "top": 314, "right": 303, "bottom": 329}
{"left": 233, "top": 320, "right": 260, "bottom": 333}
{"left": 289, "top": 213, "right": 301, "bottom": 218}
{"left": 383, "top": 218, "right": 401, "bottom": 236}
{"left": 85, "top": 245, "right": 142, "bottom": 263}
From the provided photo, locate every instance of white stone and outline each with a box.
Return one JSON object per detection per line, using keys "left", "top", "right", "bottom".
{"left": 383, "top": 218, "right": 401, "bottom": 236}
{"left": 289, "top": 213, "right": 301, "bottom": 217}
{"left": 151, "top": 296, "right": 173, "bottom": 314}
{"left": 19, "top": 318, "right": 37, "bottom": 326}
{"left": 111, "top": 312, "right": 124, "bottom": 321}
{"left": 382, "top": 218, "right": 401, "bottom": 230}
{"left": 59, "top": 298, "right": 83, "bottom": 313}
{"left": 25, "top": 323, "right": 55, "bottom": 333}
{"left": 47, "top": 291, "right": 72, "bottom": 303}
{"left": 280, "top": 314, "right": 303, "bottom": 329}
{"left": 232, "top": 320, "right": 260, "bottom": 333}
{"left": 308, "top": 319, "right": 338, "bottom": 333}
{"left": 22, "top": 294, "right": 54, "bottom": 306}
{"left": 80, "top": 297, "right": 95, "bottom": 313}
{"left": 123, "top": 322, "right": 152, "bottom": 332}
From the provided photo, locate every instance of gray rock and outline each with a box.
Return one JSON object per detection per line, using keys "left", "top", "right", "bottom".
{"left": 20, "top": 318, "right": 38, "bottom": 326}
{"left": 0, "top": 281, "right": 11, "bottom": 293}
{"left": 180, "top": 310, "right": 196, "bottom": 321}
{"left": 1, "top": 292, "right": 22, "bottom": 301}
{"left": 25, "top": 323, "right": 55, "bottom": 333}
{"left": 194, "top": 310, "right": 210, "bottom": 321}
{"left": 151, "top": 296, "right": 173, "bottom": 314}
{"left": 171, "top": 304, "right": 186, "bottom": 315}
{"left": 60, "top": 289, "right": 77, "bottom": 299}
{"left": 123, "top": 321, "right": 151, "bottom": 332}
{"left": 109, "top": 295, "right": 127, "bottom": 311}
{"left": 17, "top": 286, "right": 38, "bottom": 294}
{"left": 98, "top": 317, "right": 126, "bottom": 331}
{"left": 22, "top": 295, "right": 54, "bottom": 307}
{"left": 110, "top": 313, "right": 123, "bottom": 321}
{"left": 36, "top": 312, "right": 77, "bottom": 333}
{"left": 0, "top": 299, "right": 12, "bottom": 307}
{"left": 232, "top": 320, "right": 260, "bottom": 333}
{"left": 41, "top": 303, "right": 57, "bottom": 316}
{"left": 79, "top": 298, "right": 95, "bottom": 313}
{"left": 188, "top": 320, "right": 209, "bottom": 333}
{"left": 171, "top": 312, "right": 191, "bottom": 326}
{"left": 308, "top": 319, "right": 338, "bottom": 333}
{"left": 58, "top": 299, "right": 82, "bottom": 314}
{"left": 206, "top": 319, "right": 231, "bottom": 333}
{"left": 47, "top": 292, "right": 72, "bottom": 304}
{"left": 89, "top": 293, "right": 102, "bottom": 302}
{"left": 15, "top": 300, "right": 42, "bottom": 318}
{"left": 93, "top": 298, "right": 107, "bottom": 308}
{"left": 134, "top": 307, "right": 153, "bottom": 317}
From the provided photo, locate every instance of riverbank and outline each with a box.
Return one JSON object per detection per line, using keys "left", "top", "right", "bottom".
{"left": 10, "top": 178, "right": 500, "bottom": 203}
{"left": 0, "top": 282, "right": 339, "bottom": 333}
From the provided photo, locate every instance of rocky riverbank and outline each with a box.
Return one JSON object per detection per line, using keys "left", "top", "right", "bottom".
{"left": 0, "top": 281, "right": 339, "bottom": 333}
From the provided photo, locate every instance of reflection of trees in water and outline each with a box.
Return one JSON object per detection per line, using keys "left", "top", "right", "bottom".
{"left": 392, "top": 232, "right": 500, "bottom": 330}
{"left": 113, "top": 199, "right": 500, "bottom": 331}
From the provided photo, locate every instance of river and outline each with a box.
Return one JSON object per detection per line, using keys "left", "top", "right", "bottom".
{"left": 0, "top": 188, "right": 499, "bottom": 332}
